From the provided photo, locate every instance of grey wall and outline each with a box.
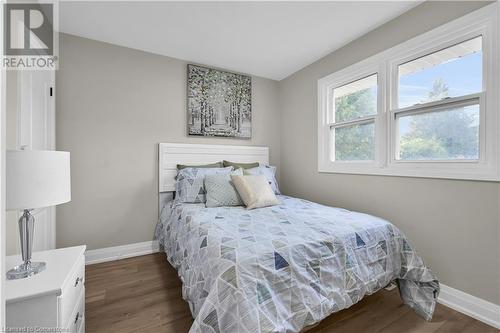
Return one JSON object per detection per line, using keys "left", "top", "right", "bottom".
{"left": 279, "top": 1, "right": 499, "bottom": 305}
{"left": 56, "top": 33, "right": 281, "bottom": 251}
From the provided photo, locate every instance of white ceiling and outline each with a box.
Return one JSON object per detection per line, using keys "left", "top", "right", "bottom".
{"left": 59, "top": 1, "right": 421, "bottom": 81}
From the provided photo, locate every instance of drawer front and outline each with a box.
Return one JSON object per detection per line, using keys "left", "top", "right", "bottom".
{"left": 67, "top": 291, "right": 85, "bottom": 333}
{"left": 7, "top": 295, "right": 58, "bottom": 328}
{"left": 59, "top": 254, "right": 85, "bottom": 328}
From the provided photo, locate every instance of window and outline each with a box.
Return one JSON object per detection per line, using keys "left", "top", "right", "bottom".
{"left": 397, "top": 37, "right": 482, "bottom": 108}
{"left": 335, "top": 122, "right": 375, "bottom": 161}
{"left": 394, "top": 37, "right": 482, "bottom": 162}
{"left": 396, "top": 102, "right": 480, "bottom": 161}
{"left": 318, "top": 3, "right": 499, "bottom": 181}
{"left": 332, "top": 74, "right": 377, "bottom": 161}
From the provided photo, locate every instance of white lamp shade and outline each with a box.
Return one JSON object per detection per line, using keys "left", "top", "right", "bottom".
{"left": 7, "top": 150, "right": 71, "bottom": 210}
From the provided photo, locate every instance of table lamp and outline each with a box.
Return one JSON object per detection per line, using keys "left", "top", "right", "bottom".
{"left": 6, "top": 150, "right": 71, "bottom": 280}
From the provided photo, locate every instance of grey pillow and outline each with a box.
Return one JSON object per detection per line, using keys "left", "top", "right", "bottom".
{"left": 177, "top": 162, "right": 223, "bottom": 170}
{"left": 223, "top": 160, "right": 259, "bottom": 169}
{"left": 176, "top": 167, "right": 233, "bottom": 203}
{"left": 204, "top": 169, "right": 244, "bottom": 207}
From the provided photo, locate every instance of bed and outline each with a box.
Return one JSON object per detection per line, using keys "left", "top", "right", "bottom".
{"left": 155, "top": 143, "right": 439, "bottom": 333}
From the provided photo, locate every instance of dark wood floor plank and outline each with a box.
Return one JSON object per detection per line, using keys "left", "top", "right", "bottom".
{"left": 85, "top": 253, "right": 498, "bottom": 333}
{"left": 314, "top": 291, "right": 411, "bottom": 332}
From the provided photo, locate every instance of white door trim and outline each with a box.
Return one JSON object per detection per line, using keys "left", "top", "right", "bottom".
{"left": 16, "top": 70, "right": 56, "bottom": 251}
{"left": 0, "top": 4, "right": 7, "bottom": 323}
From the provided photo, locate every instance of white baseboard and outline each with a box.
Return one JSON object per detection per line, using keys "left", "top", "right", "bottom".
{"left": 438, "top": 284, "right": 500, "bottom": 329}
{"left": 85, "top": 240, "right": 159, "bottom": 265}
{"left": 84, "top": 241, "right": 499, "bottom": 329}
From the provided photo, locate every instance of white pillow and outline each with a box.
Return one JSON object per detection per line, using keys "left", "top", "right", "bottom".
{"left": 231, "top": 175, "right": 279, "bottom": 210}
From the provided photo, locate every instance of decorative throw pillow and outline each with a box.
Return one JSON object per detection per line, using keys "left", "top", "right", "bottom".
{"left": 204, "top": 169, "right": 244, "bottom": 208}
{"left": 176, "top": 167, "right": 233, "bottom": 203}
{"left": 244, "top": 165, "right": 280, "bottom": 194}
{"left": 223, "top": 160, "right": 259, "bottom": 169}
{"left": 177, "top": 162, "right": 223, "bottom": 170}
{"left": 231, "top": 175, "right": 279, "bottom": 210}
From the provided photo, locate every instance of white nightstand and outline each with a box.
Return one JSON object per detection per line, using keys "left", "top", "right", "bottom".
{"left": 6, "top": 245, "right": 86, "bottom": 333}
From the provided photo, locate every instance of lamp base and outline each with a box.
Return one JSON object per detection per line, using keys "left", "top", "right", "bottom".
{"left": 7, "top": 261, "right": 46, "bottom": 280}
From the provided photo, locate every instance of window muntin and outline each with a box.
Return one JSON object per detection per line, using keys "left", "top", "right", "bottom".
{"left": 398, "top": 36, "right": 482, "bottom": 108}
{"left": 334, "top": 122, "right": 375, "bottom": 161}
{"left": 334, "top": 74, "right": 377, "bottom": 122}
{"left": 396, "top": 103, "right": 479, "bottom": 161}
{"left": 330, "top": 74, "right": 378, "bottom": 162}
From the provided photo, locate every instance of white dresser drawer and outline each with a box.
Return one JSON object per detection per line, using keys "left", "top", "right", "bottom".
{"left": 59, "top": 254, "right": 85, "bottom": 328}
{"left": 66, "top": 290, "right": 85, "bottom": 333}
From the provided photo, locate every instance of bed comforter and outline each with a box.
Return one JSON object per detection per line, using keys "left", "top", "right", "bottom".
{"left": 155, "top": 195, "right": 439, "bottom": 333}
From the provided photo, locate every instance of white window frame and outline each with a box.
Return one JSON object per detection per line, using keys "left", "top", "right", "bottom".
{"left": 318, "top": 2, "right": 500, "bottom": 181}
{"left": 318, "top": 63, "right": 386, "bottom": 174}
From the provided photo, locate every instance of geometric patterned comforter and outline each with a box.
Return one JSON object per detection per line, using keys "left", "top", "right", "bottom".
{"left": 155, "top": 195, "right": 439, "bottom": 333}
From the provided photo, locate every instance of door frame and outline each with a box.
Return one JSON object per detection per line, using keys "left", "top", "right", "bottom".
{"left": 1, "top": 0, "right": 7, "bottom": 325}
{"left": 16, "top": 70, "right": 56, "bottom": 250}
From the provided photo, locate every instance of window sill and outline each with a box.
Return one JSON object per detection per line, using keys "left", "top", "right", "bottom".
{"left": 318, "top": 163, "right": 500, "bottom": 182}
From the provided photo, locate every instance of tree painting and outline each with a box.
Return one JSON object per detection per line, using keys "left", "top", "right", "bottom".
{"left": 187, "top": 64, "right": 251, "bottom": 138}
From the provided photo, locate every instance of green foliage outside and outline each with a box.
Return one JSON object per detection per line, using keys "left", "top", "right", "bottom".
{"left": 334, "top": 87, "right": 376, "bottom": 161}
{"left": 334, "top": 78, "right": 479, "bottom": 161}
{"left": 399, "top": 78, "right": 479, "bottom": 160}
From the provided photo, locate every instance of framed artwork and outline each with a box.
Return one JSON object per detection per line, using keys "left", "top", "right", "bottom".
{"left": 187, "top": 64, "right": 252, "bottom": 139}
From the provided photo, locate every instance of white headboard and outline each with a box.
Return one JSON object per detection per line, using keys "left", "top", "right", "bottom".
{"left": 159, "top": 143, "right": 269, "bottom": 193}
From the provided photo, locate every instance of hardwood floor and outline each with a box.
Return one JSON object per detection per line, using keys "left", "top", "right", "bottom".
{"left": 85, "top": 253, "right": 497, "bottom": 333}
